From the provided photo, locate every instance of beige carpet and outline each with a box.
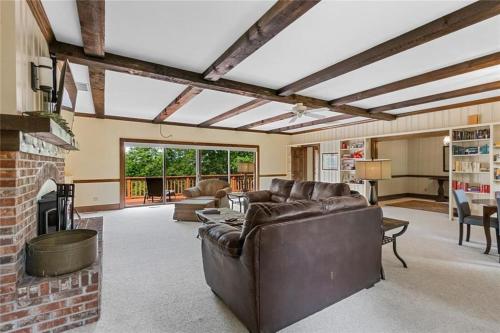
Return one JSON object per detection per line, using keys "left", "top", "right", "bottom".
{"left": 386, "top": 199, "right": 449, "bottom": 214}
{"left": 71, "top": 205, "right": 500, "bottom": 333}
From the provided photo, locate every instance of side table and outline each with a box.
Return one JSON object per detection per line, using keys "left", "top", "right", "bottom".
{"left": 381, "top": 217, "right": 409, "bottom": 280}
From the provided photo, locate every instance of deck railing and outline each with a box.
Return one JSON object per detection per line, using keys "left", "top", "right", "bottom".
{"left": 125, "top": 174, "right": 254, "bottom": 199}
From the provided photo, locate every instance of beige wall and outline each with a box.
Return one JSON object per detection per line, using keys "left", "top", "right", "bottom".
{"left": 66, "top": 116, "right": 291, "bottom": 207}
{"left": 0, "top": 0, "right": 48, "bottom": 115}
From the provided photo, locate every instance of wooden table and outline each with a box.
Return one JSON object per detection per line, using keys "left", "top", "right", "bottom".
{"left": 195, "top": 208, "right": 245, "bottom": 227}
{"left": 471, "top": 198, "right": 497, "bottom": 254}
{"left": 428, "top": 176, "right": 449, "bottom": 202}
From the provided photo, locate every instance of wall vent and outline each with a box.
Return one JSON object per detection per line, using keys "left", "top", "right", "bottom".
{"left": 75, "top": 82, "right": 89, "bottom": 92}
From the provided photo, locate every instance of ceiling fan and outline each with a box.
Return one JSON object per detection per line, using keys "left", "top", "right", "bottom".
{"left": 288, "top": 103, "right": 326, "bottom": 123}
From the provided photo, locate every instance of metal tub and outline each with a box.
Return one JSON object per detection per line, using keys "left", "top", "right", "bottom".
{"left": 26, "top": 229, "right": 97, "bottom": 277}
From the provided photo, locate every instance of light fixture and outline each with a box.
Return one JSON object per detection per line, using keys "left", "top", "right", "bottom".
{"left": 31, "top": 57, "right": 54, "bottom": 92}
{"left": 355, "top": 159, "right": 392, "bottom": 205}
{"left": 443, "top": 136, "right": 451, "bottom": 146}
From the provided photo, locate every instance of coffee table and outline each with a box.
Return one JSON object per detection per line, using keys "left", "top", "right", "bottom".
{"left": 173, "top": 199, "right": 215, "bottom": 222}
{"left": 195, "top": 208, "right": 245, "bottom": 228}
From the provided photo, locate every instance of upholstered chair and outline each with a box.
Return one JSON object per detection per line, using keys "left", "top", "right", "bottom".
{"left": 453, "top": 189, "right": 498, "bottom": 245}
{"left": 183, "top": 179, "right": 231, "bottom": 208}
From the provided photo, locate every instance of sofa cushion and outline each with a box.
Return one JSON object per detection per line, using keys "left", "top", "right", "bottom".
{"left": 240, "top": 200, "right": 323, "bottom": 240}
{"left": 199, "top": 179, "right": 230, "bottom": 196}
{"left": 311, "top": 182, "right": 351, "bottom": 201}
{"left": 321, "top": 194, "right": 368, "bottom": 213}
{"left": 269, "top": 178, "right": 294, "bottom": 203}
{"left": 199, "top": 223, "right": 242, "bottom": 257}
{"left": 246, "top": 190, "right": 271, "bottom": 203}
{"left": 287, "top": 181, "right": 316, "bottom": 201}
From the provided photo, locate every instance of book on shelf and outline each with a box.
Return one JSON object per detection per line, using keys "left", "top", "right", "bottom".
{"left": 452, "top": 128, "right": 490, "bottom": 141}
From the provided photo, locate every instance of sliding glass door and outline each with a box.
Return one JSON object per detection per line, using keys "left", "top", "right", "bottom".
{"left": 124, "top": 142, "right": 257, "bottom": 207}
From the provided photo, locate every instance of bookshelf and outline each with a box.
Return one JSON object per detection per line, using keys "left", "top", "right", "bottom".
{"left": 450, "top": 125, "right": 492, "bottom": 217}
{"left": 339, "top": 138, "right": 369, "bottom": 197}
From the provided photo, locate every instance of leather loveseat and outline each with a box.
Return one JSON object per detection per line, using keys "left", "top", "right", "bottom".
{"left": 183, "top": 179, "right": 231, "bottom": 208}
{"left": 198, "top": 179, "right": 383, "bottom": 333}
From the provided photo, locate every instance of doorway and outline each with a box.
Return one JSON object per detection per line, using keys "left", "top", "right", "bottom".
{"left": 291, "top": 144, "right": 320, "bottom": 181}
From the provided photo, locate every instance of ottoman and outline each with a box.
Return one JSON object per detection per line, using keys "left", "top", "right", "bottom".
{"left": 173, "top": 199, "right": 215, "bottom": 221}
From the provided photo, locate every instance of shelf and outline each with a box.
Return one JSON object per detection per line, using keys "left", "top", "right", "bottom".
{"left": 340, "top": 170, "right": 356, "bottom": 172}
{"left": 452, "top": 139, "right": 490, "bottom": 143}
{"left": 452, "top": 154, "right": 488, "bottom": 157}
{"left": 341, "top": 157, "right": 364, "bottom": 160}
{"left": 452, "top": 171, "right": 489, "bottom": 174}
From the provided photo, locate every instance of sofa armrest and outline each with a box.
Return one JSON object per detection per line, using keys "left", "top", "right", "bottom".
{"left": 246, "top": 190, "right": 271, "bottom": 203}
{"left": 183, "top": 186, "right": 201, "bottom": 198}
{"left": 198, "top": 223, "right": 242, "bottom": 257}
{"left": 215, "top": 186, "right": 232, "bottom": 199}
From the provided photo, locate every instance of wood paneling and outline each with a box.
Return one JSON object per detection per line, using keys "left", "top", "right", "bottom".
{"left": 331, "top": 52, "right": 500, "bottom": 105}
{"left": 76, "top": 0, "right": 105, "bottom": 57}
{"left": 89, "top": 66, "right": 105, "bottom": 118}
{"left": 203, "top": 0, "right": 319, "bottom": 81}
{"left": 277, "top": 1, "right": 500, "bottom": 96}
{"left": 370, "top": 81, "right": 500, "bottom": 113}
{"left": 26, "top": 0, "right": 55, "bottom": 44}
{"left": 199, "top": 99, "right": 269, "bottom": 127}
{"left": 397, "top": 96, "right": 500, "bottom": 117}
{"left": 50, "top": 42, "right": 395, "bottom": 120}
{"left": 153, "top": 86, "right": 202, "bottom": 123}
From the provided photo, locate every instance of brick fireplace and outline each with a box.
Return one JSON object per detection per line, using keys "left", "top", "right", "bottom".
{"left": 0, "top": 130, "right": 102, "bottom": 332}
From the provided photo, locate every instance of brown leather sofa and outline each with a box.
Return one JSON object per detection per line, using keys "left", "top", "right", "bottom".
{"left": 183, "top": 179, "right": 231, "bottom": 208}
{"left": 199, "top": 180, "right": 383, "bottom": 333}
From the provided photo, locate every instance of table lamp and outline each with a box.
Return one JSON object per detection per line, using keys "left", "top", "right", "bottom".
{"left": 237, "top": 162, "right": 255, "bottom": 192}
{"left": 355, "top": 159, "right": 392, "bottom": 205}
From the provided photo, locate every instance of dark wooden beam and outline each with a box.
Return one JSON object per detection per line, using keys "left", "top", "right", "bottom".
{"left": 153, "top": 86, "right": 203, "bottom": 123}
{"left": 89, "top": 67, "right": 105, "bottom": 118}
{"left": 76, "top": 0, "right": 105, "bottom": 57}
{"left": 198, "top": 99, "right": 269, "bottom": 127}
{"left": 292, "top": 119, "right": 376, "bottom": 135}
{"left": 203, "top": 0, "right": 319, "bottom": 81}
{"left": 370, "top": 81, "right": 500, "bottom": 113}
{"left": 26, "top": 0, "right": 56, "bottom": 44}
{"left": 278, "top": 1, "right": 500, "bottom": 96}
{"left": 269, "top": 114, "right": 353, "bottom": 133}
{"left": 62, "top": 61, "right": 77, "bottom": 111}
{"left": 396, "top": 96, "right": 500, "bottom": 117}
{"left": 51, "top": 41, "right": 395, "bottom": 120}
{"left": 238, "top": 112, "right": 297, "bottom": 129}
{"left": 331, "top": 52, "right": 500, "bottom": 105}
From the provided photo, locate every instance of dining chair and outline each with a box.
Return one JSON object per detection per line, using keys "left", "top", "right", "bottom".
{"left": 452, "top": 189, "right": 498, "bottom": 246}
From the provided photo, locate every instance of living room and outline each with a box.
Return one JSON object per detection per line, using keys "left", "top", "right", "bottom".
{"left": 1, "top": 1, "right": 499, "bottom": 333}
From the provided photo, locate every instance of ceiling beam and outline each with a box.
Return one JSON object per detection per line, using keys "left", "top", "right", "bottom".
{"left": 369, "top": 81, "right": 500, "bottom": 113}
{"left": 292, "top": 119, "right": 376, "bottom": 135}
{"left": 238, "top": 112, "right": 297, "bottom": 129}
{"left": 89, "top": 67, "right": 105, "bottom": 118}
{"left": 269, "top": 114, "right": 353, "bottom": 133}
{"left": 198, "top": 99, "right": 269, "bottom": 127}
{"left": 203, "top": 0, "right": 319, "bottom": 81}
{"left": 277, "top": 1, "right": 500, "bottom": 96}
{"left": 331, "top": 52, "right": 500, "bottom": 106}
{"left": 397, "top": 96, "right": 500, "bottom": 117}
{"left": 51, "top": 42, "right": 395, "bottom": 120}
{"left": 153, "top": 86, "right": 203, "bottom": 123}
{"left": 26, "top": 0, "right": 56, "bottom": 44}
{"left": 76, "top": 0, "right": 105, "bottom": 57}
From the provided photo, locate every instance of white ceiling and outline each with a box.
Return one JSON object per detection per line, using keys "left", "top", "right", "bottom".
{"left": 42, "top": 0, "right": 500, "bottom": 133}
{"left": 285, "top": 117, "right": 368, "bottom": 133}
{"left": 166, "top": 89, "right": 253, "bottom": 124}
{"left": 105, "top": 71, "right": 188, "bottom": 119}
{"left": 254, "top": 109, "right": 342, "bottom": 131}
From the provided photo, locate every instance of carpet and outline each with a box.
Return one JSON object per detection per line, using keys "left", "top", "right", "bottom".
{"left": 386, "top": 199, "right": 449, "bottom": 214}
{"left": 71, "top": 205, "right": 499, "bottom": 333}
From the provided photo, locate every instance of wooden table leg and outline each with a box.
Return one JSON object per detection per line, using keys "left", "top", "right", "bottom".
{"left": 483, "top": 206, "right": 492, "bottom": 254}
{"left": 435, "top": 179, "right": 447, "bottom": 202}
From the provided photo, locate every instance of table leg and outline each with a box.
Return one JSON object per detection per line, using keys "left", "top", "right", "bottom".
{"left": 483, "top": 207, "right": 492, "bottom": 254}
{"left": 391, "top": 225, "right": 408, "bottom": 268}
{"left": 435, "top": 179, "right": 447, "bottom": 202}
{"left": 238, "top": 197, "right": 242, "bottom": 213}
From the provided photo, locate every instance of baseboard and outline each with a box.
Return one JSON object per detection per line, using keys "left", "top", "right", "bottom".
{"left": 75, "top": 203, "right": 121, "bottom": 213}
{"left": 379, "top": 193, "right": 448, "bottom": 202}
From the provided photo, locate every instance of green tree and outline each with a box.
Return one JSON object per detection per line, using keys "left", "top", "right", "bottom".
{"left": 125, "top": 147, "right": 163, "bottom": 177}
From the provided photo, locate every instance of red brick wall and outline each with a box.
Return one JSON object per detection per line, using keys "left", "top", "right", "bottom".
{"left": 0, "top": 151, "right": 102, "bottom": 333}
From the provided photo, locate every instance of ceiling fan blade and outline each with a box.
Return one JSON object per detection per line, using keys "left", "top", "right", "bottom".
{"left": 304, "top": 111, "right": 325, "bottom": 119}
{"left": 288, "top": 115, "right": 298, "bottom": 123}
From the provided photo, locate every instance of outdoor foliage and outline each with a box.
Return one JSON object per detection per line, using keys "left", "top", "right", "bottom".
{"left": 125, "top": 147, "right": 254, "bottom": 177}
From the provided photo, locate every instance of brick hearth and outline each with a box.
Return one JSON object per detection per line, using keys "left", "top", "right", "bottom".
{"left": 0, "top": 151, "right": 103, "bottom": 333}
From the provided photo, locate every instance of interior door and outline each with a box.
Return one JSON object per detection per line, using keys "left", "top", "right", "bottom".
{"left": 291, "top": 147, "right": 307, "bottom": 181}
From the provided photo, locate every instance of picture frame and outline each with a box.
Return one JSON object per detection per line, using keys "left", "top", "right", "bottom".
{"left": 322, "top": 153, "right": 338, "bottom": 170}
{"left": 443, "top": 146, "right": 449, "bottom": 172}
